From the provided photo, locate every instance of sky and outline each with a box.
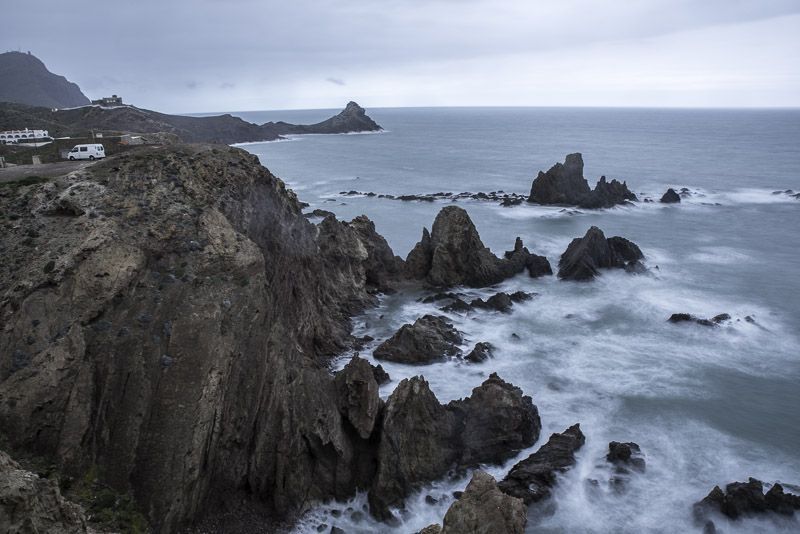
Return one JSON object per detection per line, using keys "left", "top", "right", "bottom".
{"left": 3, "top": 0, "right": 800, "bottom": 113}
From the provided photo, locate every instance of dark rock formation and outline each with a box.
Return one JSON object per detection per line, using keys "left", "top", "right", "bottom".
{"left": 405, "top": 207, "right": 552, "bottom": 287}
{"left": 606, "top": 441, "right": 646, "bottom": 473}
{"left": 469, "top": 292, "right": 514, "bottom": 313}
{"left": 528, "top": 153, "right": 636, "bottom": 209}
{"left": 0, "top": 51, "right": 90, "bottom": 108}
{"left": 435, "top": 470, "right": 527, "bottom": 534}
{"left": 465, "top": 342, "right": 493, "bottom": 363}
{"left": 373, "top": 315, "right": 463, "bottom": 364}
{"left": 0, "top": 145, "right": 402, "bottom": 532}
{"left": 668, "top": 313, "right": 731, "bottom": 327}
{"left": 370, "top": 363, "right": 391, "bottom": 385}
{"left": 0, "top": 449, "right": 89, "bottom": 533}
{"left": 694, "top": 478, "right": 800, "bottom": 522}
{"left": 335, "top": 356, "right": 382, "bottom": 439}
{"left": 660, "top": 188, "right": 681, "bottom": 203}
{"left": 369, "top": 374, "right": 540, "bottom": 519}
{"left": 498, "top": 424, "right": 585, "bottom": 504}
{"left": 348, "top": 215, "right": 405, "bottom": 293}
{"left": 558, "top": 227, "right": 645, "bottom": 281}
{"left": 268, "top": 101, "right": 382, "bottom": 135}
{"left": 440, "top": 291, "right": 535, "bottom": 315}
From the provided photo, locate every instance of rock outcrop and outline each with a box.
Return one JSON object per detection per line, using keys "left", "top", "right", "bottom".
{"left": 373, "top": 315, "right": 463, "bottom": 364}
{"left": 369, "top": 374, "right": 540, "bottom": 518}
{"left": 0, "top": 145, "right": 400, "bottom": 532}
{"left": 269, "top": 101, "right": 382, "bottom": 135}
{"left": 528, "top": 153, "right": 637, "bottom": 209}
{"left": 558, "top": 227, "right": 644, "bottom": 281}
{"left": 465, "top": 342, "right": 493, "bottom": 363}
{"left": 0, "top": 51, "right": 90, "bottom": 108}
{"left": 0, "top": 449, "right": 89, "bottom": 533}
{"left": 660, "top": 188, "right": 681, "bottom": 203}
{"left": 694, "top": 478, "right": 800, "bottom": 522}
{"left": 668, "top": 313, "right": 731, "bottom": 327}
{"left": 405, "top": 206, "right": 551, "bottom": 287}
{"left": 606, "top": 441, "right": 646, "bottom": 473}
{"left": 432, "top": 470, "right": 527, "bottom": 534}
{"left": 498, "top": 424, "right": 585, "bottom": 504}
{"left": 335, "top": 356, "right": 383, "bottom": 440}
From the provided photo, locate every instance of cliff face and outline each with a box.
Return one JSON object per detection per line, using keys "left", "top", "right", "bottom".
{"left": 0, "top": 51, "right": 90, "bottom": 108}
{"left": 0, "top": 145, "right": 387, "bottom": 531}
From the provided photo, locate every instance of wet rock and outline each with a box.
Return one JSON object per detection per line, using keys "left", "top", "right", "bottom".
{"left": 660, "top": 188, "right": 681, "bottom": 203}
{"left": 508, "top": 291, "right": 535, "bottom": 302}
{"left": 0, "top": 449, "right": 89, "bottom": 533}
{"left": 469, "top": 292, "right": 513, "bottom": 313}
{"left": 349, "top": 215, "right": 405, "bottom": 293}
{"left": 335, "top": 355, "right": 383, "bottom": 439}
{"left": 668, "top": 313, "right": 730, "bottom": 327}
{"left": 498, "top": 424, "right": 586, "bottom": 504}
{"left": 419, "top": 525, "right": 442, "bottom": 534}
{"left": 405, "top": 207, "right": 551, "bottom": 288}
{"left": 440, "top": 298, "right": 472, "bottom": 313}
{"left": 528, "top": 153, "right": 636, "bottom": 209}
{"left": 425, "top": 494, "right": 439, "bottom": 505}
{"left": 370, "top": 363, "right": 391, "bottom": 385}
{"left": 369, "top": 374, "right": 540, "bottom": 519}
{"left": 558, "top": 227, "right": 644, "bottom": 281}
{"left": 305, "top": 208, "right": 336, "bottom": 218}
{"left": 437, "top": 470, "right": 527, "bottom": 534}
{"left": 606, "top": 441, "right": 646, "bottom": 473}
{"left": 422, "top": 292, "right": 462, "bottom": 303}
{"left": 693, "top": 478, "right": 800, "bottom": 522}
{"left": 465, "top": 342, "right": 493, "bottom": 363}
{"left": 373, "top": 315, "right": 463, "bottom": 364}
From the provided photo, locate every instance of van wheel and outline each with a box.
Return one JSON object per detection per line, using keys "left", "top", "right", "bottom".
{"left": 69, "top": 156, "right": 75, "bottom": 161}
{"left": 89, "top": 155, "right": 95, "bottom": 161}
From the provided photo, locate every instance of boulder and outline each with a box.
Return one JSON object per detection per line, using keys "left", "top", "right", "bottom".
{"left": 528, "top": 154, "right": 636, "bottom": 209}
{"left": 660, "top": 188, "right": 681, "bottom": 203}
{"left": 405, "top": 207, "right": 551, "bottom": 288}
{"left": 498, "top": 424, "right": 585, "bottom": 504}
{"left": 470, "top": 292, "right": 513, "bottom": 313}
{"left": 694, "top": 478, "right": 800, "bottom": 522}
{"left": 335, "top": 355, "right": 383, "bottom": 439}
{"left": 369, "top": 374, "right": 540, "bottom": 519}
{"left": 558, "top": 227, "right": 644, "bottom": 281}
{"left": 465, "top": 342, "right": 493, "bottom": 363}
{"left": 438, "top": 471, "right": 527, "bottom": 534}
{"left": 668, "top": 313, "right": 730, "bottom": 327}
{"left": 373, "top": 315, "right": 463, "bottom": 364}
{"left": 606, "top": 441, "right": 646, "bottom": 473}
{"left": 0, "top": 449, "right": 88, "bottom": 533}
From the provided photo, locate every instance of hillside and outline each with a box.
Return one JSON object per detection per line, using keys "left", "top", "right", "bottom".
{"left": 0, "top": 51, "right": 90, "bottom": 108}
{"left": 0, "top": 101, "right": 382, "bottom": 144}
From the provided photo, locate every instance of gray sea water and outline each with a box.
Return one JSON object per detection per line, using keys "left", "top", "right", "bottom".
{"left": 233, "top": 107, "right": 800, "bottom": 533}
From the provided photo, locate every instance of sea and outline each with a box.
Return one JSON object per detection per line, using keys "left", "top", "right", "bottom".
{"left": 229, "top": 107, "right": 800, "bottom": 533}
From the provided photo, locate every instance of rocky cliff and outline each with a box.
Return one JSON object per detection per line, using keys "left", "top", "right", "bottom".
{"left": 0, "top": 52, "right": 90, "bottom": 109}
{"left": 0, "top": 145, "right": 542, "bottom": 533}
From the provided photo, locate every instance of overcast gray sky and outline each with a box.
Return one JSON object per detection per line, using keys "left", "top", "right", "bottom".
{"left": 3, "top": 0, "right": 799, "bottom": 113}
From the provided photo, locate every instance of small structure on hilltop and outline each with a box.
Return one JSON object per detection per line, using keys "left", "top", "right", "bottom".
{"left": 91, "top": 94, "right": 123, "bottom": 106}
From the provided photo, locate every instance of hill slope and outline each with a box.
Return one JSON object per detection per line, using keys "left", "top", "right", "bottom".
{"left": 0, "top": 51, "right": 90, "bottom": 108}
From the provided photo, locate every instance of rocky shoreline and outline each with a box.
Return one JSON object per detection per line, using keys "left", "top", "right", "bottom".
{"left": 1, "top": 144, "right": 797, "bottom": 534}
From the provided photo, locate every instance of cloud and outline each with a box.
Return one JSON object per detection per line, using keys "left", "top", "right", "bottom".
{"left": 1, "top": 0, "right": 799, "bottom": 111}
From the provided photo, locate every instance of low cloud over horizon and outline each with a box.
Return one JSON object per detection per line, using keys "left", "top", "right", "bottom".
{"left": 3, "top": 0, "right": 800, "bottom": 113}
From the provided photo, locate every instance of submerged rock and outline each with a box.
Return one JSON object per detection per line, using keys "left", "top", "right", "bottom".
{"left": 694, "top": 478, "right": 800, "bottom": 522}
{"left": 373, "top": 315, "right": 463, "bottom": 364}
{"left": 606, "top": 441, "right": 646, "bottom": 472}
{"left": 558, "top": 226, "right": 644, "bottom": 281}
{"left": 668, "top": 313, "right": 731, "bottom": 327}
{"left": 465, "top": 342, "right": 493, "bottom": 363}
{"left": 528, "top": 153, "right": 636, "bottom": 209}
{"left": 405, "top": 206, "right": 551, "bottom": 288}
{"left": 660, "top": 188, "right": 681, "bottom": 203}
{"left": 498, "top": 424, "right": 585, "bottom": 504}
{"left": 369, "top": 374, "right": 540, "bottom": 519}
{"left": 437, "top": 470, "right": 527, "bottom": 534}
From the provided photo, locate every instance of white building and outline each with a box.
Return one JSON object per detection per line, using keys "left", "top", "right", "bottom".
{"left": 0, "top": 128, "right": 51, "bottom": 145}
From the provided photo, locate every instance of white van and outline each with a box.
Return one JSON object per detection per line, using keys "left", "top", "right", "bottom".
{"left": 67, "top": 144, "right": 105, "bottom": 160}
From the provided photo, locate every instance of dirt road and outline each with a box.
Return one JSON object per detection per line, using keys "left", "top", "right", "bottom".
{"left": 0, "top": 160, "right": 96, "bottom": 183}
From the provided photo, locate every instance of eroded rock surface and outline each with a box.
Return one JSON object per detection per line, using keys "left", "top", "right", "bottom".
{"left": 0, "top": 449, "right": 88, "bottom": 533}
{"left": 660, "top": 188, "right": 681, "bottom": 203}
{"left": 694, "top": 478, "right": 800, "bottom": 522}
{"left": 558, "top": 226, "right": 644, "bottom": 281}
{"left": 437, "top": 470, "right": 527, "bottom": 534}
{"left": 369, "top": 374, "right": 540, "bottom": 519}
{"left": 498, "top": 424, "right": 585, "bottom": 504}
{"left": 335, "top": 355, "right": 382, "bottom": 439}
{"left": 405, "top": 206, "right": 551, "bottom": 288}
{"left": 373, "top": 315, "right": 463, "bottom": 364}
{"left": 528, "top": 153, "right": 636, "bottom": 209}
